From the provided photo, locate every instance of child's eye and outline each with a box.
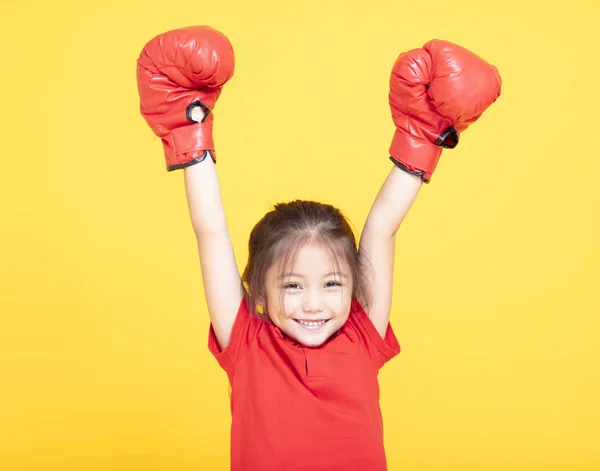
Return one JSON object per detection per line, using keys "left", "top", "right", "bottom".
{"left": 326, "top": 281, "right": 342, "bottom": 288}
{"left": 283, "top": 283, "right": 301, "bottom": 290}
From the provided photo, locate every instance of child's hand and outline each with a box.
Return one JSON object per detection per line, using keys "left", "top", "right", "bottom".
{"left": 388, "top": 40, "right": 502, "bottom": 183}
{"left": 136, "top": 26, "right": 235, "bottom": 171}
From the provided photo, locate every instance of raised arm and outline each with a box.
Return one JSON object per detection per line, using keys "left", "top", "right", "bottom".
{"left": 358, "top": 167, "right": 422, "bottom": 338}
{"left": 360, "top": 40, "right": 501, "bottom": 338}
{"left": 184, "top": 155, "right": 243, "bottom": 350}
{"left": 137, "top": 26, "right": 242, "bottom": 349}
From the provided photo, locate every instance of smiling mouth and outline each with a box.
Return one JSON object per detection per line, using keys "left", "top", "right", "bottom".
{"left": 293, "top": 319, "right": 331, "bottom": 329}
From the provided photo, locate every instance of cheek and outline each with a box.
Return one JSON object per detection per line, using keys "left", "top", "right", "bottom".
{"left": 266, "top": 290, "right": 298, "bottom": 318}
{"left": 283, "top": 293, "right": 301, "bottom": 315}
{"left": 330, "top": 290, "right": 351, "bottom": 305}
{"left": 337, "top": 292, "right": 353, "bottom": 316}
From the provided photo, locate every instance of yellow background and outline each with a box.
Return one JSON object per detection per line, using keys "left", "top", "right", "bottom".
{"left": 1, "top": 0, "right": 599, "bottom": 469}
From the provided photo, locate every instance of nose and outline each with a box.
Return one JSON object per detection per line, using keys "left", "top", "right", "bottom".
{"left": 302, "top": 289, "right": 324, "bottom": 313}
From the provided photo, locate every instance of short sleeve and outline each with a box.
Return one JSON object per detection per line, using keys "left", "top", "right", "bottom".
{"left": 208, "top": 297, "right": 262, "bottom": 382}
{"left": 346, "top": 298, "right": 400, "bottom": 369}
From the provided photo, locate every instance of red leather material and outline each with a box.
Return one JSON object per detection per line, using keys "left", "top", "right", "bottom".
{"left": 137, "top": 26, "right": 234, "bottom": 170}
{"left": 389, "top": 40, "right": 501, "bottom": 182}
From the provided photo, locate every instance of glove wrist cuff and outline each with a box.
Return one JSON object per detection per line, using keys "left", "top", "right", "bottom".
{"left": 389, "top": 130, "right": 443, "bottom": 181}
{"left": 164, "top": 122, "right": 216, "bottom": 170}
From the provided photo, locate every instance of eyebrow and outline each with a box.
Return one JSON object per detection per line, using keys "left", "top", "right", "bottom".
{"left": 279, "top": 272, "right": 347, "bottom": 280}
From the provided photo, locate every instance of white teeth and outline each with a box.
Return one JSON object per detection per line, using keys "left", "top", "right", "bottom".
{"left": 296, "top": 319, "right": 327, "bottom": 327}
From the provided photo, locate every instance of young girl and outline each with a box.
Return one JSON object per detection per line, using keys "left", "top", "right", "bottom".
{"left": 137, "top": 26, "right": 501, "bottom": 470}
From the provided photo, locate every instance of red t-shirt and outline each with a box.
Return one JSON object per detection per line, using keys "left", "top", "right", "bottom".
{"left": 208, "top": 297, "right": 400, "bottom": 471}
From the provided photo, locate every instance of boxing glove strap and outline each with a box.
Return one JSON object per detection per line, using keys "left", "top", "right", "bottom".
{"left": 165, "top": 121, "right": 215, "bottom": 169}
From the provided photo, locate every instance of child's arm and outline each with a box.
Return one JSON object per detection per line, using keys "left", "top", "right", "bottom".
{"left": 359, "top": 40, "right": 501, "bottom": 338}
{"left": 184, "top": 157, "right": 243, "bottom": 350}
{"left": 358, "top": 167, "right": 422, "bottom": 338}
{"left": 137, "top": 26, "right": 241, "bottom": 350}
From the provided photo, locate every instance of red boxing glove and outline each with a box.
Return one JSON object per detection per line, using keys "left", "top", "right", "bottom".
{"left": 389, "top": 40, "right": 502, "bottom": 182}
{"left": 137, "top": 26, "right": 235, "bottom": 171}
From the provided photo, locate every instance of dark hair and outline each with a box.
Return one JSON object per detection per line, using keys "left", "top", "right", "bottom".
{"left": 242, "top": 200, "right": 372, "bottom": 319}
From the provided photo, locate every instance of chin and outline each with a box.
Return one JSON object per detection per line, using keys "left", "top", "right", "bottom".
{"left": 295, "top": 335, "right": 328, "bottom": 348}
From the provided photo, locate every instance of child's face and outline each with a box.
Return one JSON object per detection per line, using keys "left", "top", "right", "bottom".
{"left": 263, "top": 243, "right": 353, "bottom": 347}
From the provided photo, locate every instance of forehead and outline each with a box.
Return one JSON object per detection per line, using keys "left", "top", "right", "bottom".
{"left": 271, "top": 243, "right": 350, "bottom": 277}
